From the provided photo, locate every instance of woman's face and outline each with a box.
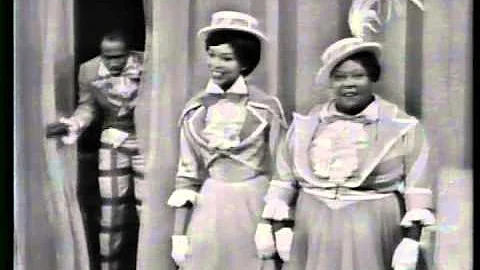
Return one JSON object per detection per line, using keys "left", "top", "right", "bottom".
{"left": 330, "top": 59, "right": 374, "bottom": 114}
{"left": 207, "top": 43, "right": 243, "bottom": 90}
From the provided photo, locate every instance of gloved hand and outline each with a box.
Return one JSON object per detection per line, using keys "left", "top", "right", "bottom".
{"left": 274, "top": 227, "right": 293, "bottom": 262}
{"left": 391, "top": 238, "right": 420, "bottom": 270}
{"left": 171, "top": 235, "right": 190, "bottom": 267}
{"left": 254, "top": 223, "right": 276, "bottom": 259}
{"left": 59, "top": 117, "right": 81, "bottom": 145}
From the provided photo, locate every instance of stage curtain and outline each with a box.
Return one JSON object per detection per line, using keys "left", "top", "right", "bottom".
{"left": 14, "top": 1, "right": 471, "bottom": 269}
{"left": 14, "top": 0, "right": 89, "bottom": 269}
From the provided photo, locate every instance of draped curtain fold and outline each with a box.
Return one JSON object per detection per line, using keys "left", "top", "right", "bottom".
{"left": 14, "top": 0, "right": 471, "bottom": 269}
{"left": 14, "top": 0, "right": 89, "bottom": 269}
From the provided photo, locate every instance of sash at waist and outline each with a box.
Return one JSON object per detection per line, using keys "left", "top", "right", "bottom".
{"left": 302, "top": 185, "right": 396, "bottom": 201}
{"left": 208, "top": 157, "right": 263, "bottom": 182}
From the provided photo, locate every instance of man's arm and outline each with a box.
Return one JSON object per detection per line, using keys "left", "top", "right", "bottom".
{"left": 69, "top": 64, "right": 97, "bottom": 130}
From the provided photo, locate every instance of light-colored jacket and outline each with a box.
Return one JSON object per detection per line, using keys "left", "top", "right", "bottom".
{"left": 70, "top": 51, "right": 144, "bottom": 133}
{"left": 173, "top": 85, "right": 288, "bottom": 193}
{"left": 264, "top": 96, "right": 433, "bottom": 220}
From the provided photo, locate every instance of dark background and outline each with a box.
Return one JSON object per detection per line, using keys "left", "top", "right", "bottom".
{"left": 74, "top": 1, "right": 145, "bottom": 269}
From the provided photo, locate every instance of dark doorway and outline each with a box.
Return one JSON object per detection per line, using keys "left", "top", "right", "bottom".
{"left": 74, "top": 1, "right": 145, "bottom": 269}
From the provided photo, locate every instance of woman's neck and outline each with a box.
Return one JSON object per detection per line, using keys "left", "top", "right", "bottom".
{"left": 335, "top": 95, "right": 375, "bottom": 115}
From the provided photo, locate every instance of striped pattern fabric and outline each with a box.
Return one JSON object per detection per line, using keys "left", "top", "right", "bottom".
{"left": 98, "top": 134, "right": 145, "bottom": 270}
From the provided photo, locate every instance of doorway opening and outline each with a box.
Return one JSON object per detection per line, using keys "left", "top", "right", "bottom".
{"left": 74, "top": 1, "right": 145, "bottom": 269}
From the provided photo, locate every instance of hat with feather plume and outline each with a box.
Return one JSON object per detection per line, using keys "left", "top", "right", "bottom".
{"left": 315, "top": 0, "right": 424, "bottom": 87}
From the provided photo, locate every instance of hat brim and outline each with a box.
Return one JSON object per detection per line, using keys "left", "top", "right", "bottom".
{"left": 197, "top": 25, "right": 268, "bottom": 42}
{"left": 314, "top": 43, "right": 381, "bottom": 87}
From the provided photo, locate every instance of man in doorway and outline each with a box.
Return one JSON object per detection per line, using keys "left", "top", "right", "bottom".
{"left": 60, "top": 30, "right": 144, "bottom": 270}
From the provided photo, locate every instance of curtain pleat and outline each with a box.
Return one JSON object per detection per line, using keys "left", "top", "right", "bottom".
{"left": 135, "top": 1, "right": 191, "bottom": 269}
{"left": 14, "top": 0, "right": 89, "bottom": 269}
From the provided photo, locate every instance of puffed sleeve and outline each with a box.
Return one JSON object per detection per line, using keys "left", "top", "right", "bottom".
{"left": 69, "top": 65, "right": 97, "bottom": 130}
{"left": 167, "top": 124, "right": 205, "bottom": 208}
{"left": 262, "top": 124, "right": 298, "bottom": 221}
{"left": 401, "top": 122, "right": 436, "bottom": 226}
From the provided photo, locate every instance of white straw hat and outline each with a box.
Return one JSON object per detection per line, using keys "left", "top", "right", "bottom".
{"left": 197, "top": 11, "right": 268, "bottom": 42}
{"left": 315, "top": 37, "right": 382, "bottom": 87}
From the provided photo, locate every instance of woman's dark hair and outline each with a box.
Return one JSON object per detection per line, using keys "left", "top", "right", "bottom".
{"left": 331, "top": 51, "right": 381, "bottom": 82}
{"left": 205, "top": 30, "right": 262, "bottom": 76}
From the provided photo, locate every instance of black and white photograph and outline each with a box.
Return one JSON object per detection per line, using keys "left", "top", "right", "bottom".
{"left": 14, "top": 0, "right": 472, "bottom": 269}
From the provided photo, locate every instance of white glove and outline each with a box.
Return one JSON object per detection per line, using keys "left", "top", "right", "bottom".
{"left": 171, "top": 235, "right": 190, "bottom": 267}
{"left": 275, "top": 227, "right": 293, "bottom": 262}
{"left": 400, "top": 208, "right": 436, "bottom": 227}
{"left": 59, "top": 117, "right": 81, "bottom": 145}
{"left": 392, "top": 238, "right": 420, "bottom": 270}
{"left": 254, "top": 223, "right": 276, "bottom": 259}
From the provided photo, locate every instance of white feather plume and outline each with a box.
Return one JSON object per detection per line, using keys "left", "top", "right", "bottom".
{"left": 349, "top": 0, "right": 425, "bottom": 38}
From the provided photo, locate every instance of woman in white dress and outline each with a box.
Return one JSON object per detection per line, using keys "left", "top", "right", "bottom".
{"left": 167, "top": 11, "right": 287, "bottom": 270}
{"left": 261, "top": 37, "right": 436, "bottom": 270}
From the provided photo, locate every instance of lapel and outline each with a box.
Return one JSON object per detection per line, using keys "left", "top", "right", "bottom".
{"left": 345, "top": 99, "right": 418, "bottom": 187}
{"left": 291, "top": 97, "right": 418, "bottom": 188}
{"left": 237, "top": 101, "right": 268, "bottom": 147}
{"left": 181, "top": 95, "right": 209, "bottom": 148}
{"left": 180, "top": 88, "right": 270, "bottom": 150}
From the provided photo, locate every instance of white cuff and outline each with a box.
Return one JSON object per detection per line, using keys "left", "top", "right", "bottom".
{"left": 261, "top": 199, "right": 290, "bottom": 220}
{"left": 400, "top": 208, "right": 436, "bottom": 227}
{"left": 167, "top": 189, "right": 199, "bottom": 207}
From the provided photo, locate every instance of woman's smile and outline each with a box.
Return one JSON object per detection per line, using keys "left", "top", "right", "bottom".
{"left": 207, "top": 43, "right": 243, "bottom": 89}
{"left": 330, "top": 59, "right": 374, "bottom": 114}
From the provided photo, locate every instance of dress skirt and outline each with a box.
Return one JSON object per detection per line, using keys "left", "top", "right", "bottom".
{"left": 283, "top": 190, "right": 403, "bottom": 270}
{"left": 183, "top": 176, "right": 276, "bottom": 270}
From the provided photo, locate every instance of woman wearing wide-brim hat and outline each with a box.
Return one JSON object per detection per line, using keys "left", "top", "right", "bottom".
{"left": 260, "top": 2, "right": 435, "bottom": 270}
{"left": 166, "top": 11, "right": 287, "bottom": 270}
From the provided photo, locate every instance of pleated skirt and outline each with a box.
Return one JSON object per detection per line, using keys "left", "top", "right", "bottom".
{"left": 183, "top": 176, "right": 277, "bottom": 270}
{"left": 283, "top": 190, "right": 403, "bottom": 270}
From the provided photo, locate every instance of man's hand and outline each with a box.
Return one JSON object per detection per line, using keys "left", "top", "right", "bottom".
{"left": 59, "top": 117, "right": 81, "bottom": 145}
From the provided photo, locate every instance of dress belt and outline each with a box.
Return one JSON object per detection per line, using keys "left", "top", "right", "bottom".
{"left": 207, "top": 157, "right": 263, "bottom": 182}
{"left": 302, "top": 185, "right": 394, "bottom": 201}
